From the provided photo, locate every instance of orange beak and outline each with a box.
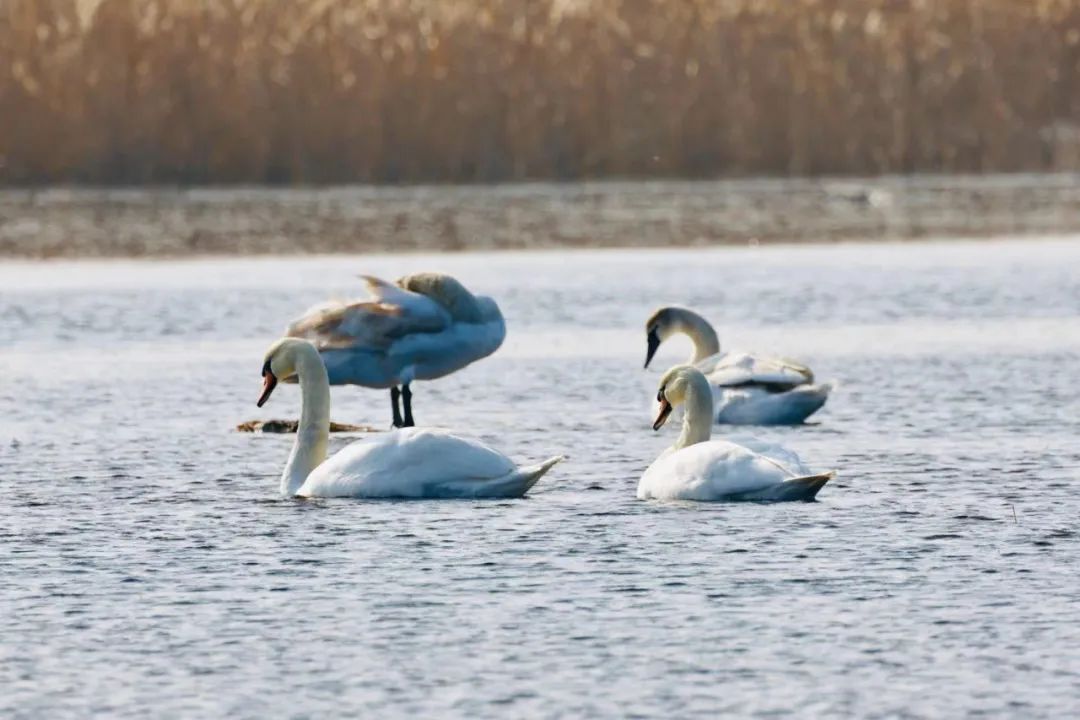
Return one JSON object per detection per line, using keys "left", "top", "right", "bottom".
{"left": 652, "top": 397, "right": 673, "bottom": 431}
{"left": 257, "top": 372, "right": 278, "bottom": 407}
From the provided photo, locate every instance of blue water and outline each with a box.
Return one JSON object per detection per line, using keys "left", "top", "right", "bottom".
{"left": 2, "top": 238, "right": 1080, "bottom": 717}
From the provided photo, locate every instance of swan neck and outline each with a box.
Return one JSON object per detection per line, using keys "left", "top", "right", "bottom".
{"left": 281, "top": 349, "right": 331, "bottom": 496}
{"left": 672, "top": 309, "right": 720, "bottom": 363}
{"left": 674, "top": 373, "right": 714, "bottom": 450}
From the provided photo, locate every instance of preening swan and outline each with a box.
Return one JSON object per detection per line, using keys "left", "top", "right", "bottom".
{"left": 644, "top": 306, "right": 831, "bottom": 425}
{"left": 638, "top": 365, "right": 833, "bottom": 502}
{"left": 257, "top": 338, "right": 561, "bottom": 498}
{"left": 286, "top": 272, "right": 505, "bottom": 428}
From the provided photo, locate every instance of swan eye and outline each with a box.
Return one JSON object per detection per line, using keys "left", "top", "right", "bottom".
{"left": 261, "top": 359, "right": 273, "bottom": 377}
{"left": 657, "top": 388, "right": 665, "bottom": 402}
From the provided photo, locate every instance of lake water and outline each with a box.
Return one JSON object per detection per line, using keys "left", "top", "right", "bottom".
{"left": 2, "top": 238, "right": 1079, "bottom": 717}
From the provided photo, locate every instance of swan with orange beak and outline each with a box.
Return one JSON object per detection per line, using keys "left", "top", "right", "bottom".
{"left": 257, "top": 357, "right": 279, "bottom": 408}
{"left": 640, "top": 364, "right": 834, "bottom": 502}
{"left": 254, "top": 338, "right": 561, "bottom": 499}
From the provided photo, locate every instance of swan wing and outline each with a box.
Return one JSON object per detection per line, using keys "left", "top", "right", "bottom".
{"left": 703, "top": 351, "right": 815, "bottom": 390}
{"left": 712, "top": 383, "right": 831, "bottom": 425}
{"left": 298, "top": 428, "right": 556, "bottom": 498}
{"left": 384, "top": 313, "right": 506, "bottom": 381}
{"left": 638, "top": 440, "right": 798, "bottom": 501}
{"left": 285, "top": 276, "right": 451, "bottom": 351}
{"left": 721, "top": 435, "right": 812, "bottom": 476}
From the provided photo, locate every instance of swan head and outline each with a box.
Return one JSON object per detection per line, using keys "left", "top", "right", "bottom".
{"left": 652, "top": 364, "right": 702, "bottom": 430}
{"left": 257, "top": 338, "right": 317, "bottom": 407}
{"left": 644, "top": 306, "right": 681, "bottom": 368}
{"left": 645, "top": 306, "right": 719, "bottom": 367}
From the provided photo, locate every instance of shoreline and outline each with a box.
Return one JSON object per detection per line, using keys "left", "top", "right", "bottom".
{"left": 2, "top": 175, "right": 1079, "bottom": 259}
{"left": 0, "top": 234, "right": 1074, "bottom": 267}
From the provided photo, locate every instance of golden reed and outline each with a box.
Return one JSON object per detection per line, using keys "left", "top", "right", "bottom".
{"left": 3, "top": 0, "right": 1080, "bottom": 184}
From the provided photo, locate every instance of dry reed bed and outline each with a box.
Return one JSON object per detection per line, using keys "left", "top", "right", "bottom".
{"left": 3, "top": 0, "right": 1080, "bottom": 184}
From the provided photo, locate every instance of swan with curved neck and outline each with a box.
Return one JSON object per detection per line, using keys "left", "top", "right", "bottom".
{"left": 644, "top": 306, "right": 831, "bottom": 425}
{"left": 285, "top": 272, "right": 506, "bottom": 428}
{"left": 638, "top": 365, "right": 833, "bottom": 502}
{"left": 645, "top": 306, "right": 721, "bottom": 366}
{"left": 258, "top": 337, "right": 332, "bottom": 495}
{"left": 651, "top": 362, "right": 714, "bottom": 451}
{"left": 257, "top": 338, "right": 560, "bottom": 498}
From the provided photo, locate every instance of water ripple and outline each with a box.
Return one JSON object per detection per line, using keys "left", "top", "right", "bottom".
{"left": 2, "top": 240, "right": 1080, "bottom": 717}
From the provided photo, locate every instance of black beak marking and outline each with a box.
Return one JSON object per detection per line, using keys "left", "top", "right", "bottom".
{"left": 645, "top": 328, "right": 661, "bottom": 368}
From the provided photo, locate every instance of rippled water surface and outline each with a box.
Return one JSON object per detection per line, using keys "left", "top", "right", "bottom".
{"left": 3, "top": 238, "right": 1080, "bottom": 717}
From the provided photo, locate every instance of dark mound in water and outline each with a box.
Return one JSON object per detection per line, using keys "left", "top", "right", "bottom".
{"left": 236, "top": 419, "right": 378, "bottom": 433}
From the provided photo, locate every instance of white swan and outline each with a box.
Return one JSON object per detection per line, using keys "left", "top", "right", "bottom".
{"left": 256, "top": 338, "right": 561, "bottom": 498}
{"left": 644, "top": 306, "right": 831, "bottom": 425}
{"left": 638, "top": 365, "right": 833, "bottom": 502}
{"left": 286, "top": 272, "right": 505, "bottom": 427}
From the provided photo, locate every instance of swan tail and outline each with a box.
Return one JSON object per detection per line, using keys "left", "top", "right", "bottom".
{"left": 777, "top": 382, "right": 833, "bottom": 424}
{"left": 512, "top": 455, "right": 564, "bottom": 496}
{"left": 782, "top": 471, "right": 834, "bottom": 501}
{"left": 732, "top": 471, "right": 834, "bottom": 502}
{"left": 421, "top": 456, "right": 563, "bottom": 499}
{"left": 796, "top": 381, "right": 832, "bottom": 401}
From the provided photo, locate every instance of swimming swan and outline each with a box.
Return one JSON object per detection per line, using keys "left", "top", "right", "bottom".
{"left": 286, "top": 273, "right": 505, "bottom": 427}
{"left": 256, "top": 338, "right": 561, "bottom": 498}
{"left": 644, "top": 306, "right": 831, "bottom": 425}
{"left": 638, "top": 365, "right": 833, "bottom": 502}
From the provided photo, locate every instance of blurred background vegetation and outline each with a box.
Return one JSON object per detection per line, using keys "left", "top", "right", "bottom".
{"left": 4, "top": 0, "right": 1080, "bottom": 185}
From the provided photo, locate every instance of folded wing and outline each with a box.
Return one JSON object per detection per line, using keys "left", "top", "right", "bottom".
{"left": 286, "top": 275, "right": 451, "bottom": 351}
{"left": 703, "top": 351, "right": 814, "bottom": 391}
{"left": 300, "top": 428, "right": 521, "bottom": 498}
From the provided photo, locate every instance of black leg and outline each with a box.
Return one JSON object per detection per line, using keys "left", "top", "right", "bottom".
{"left": 390, "top": 386, "right": 403, "bottom": 428}
{"left": 402, "top": 383, "right": 415, "bottom": 427}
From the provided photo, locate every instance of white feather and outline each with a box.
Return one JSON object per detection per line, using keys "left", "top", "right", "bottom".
{"left": 299, "top": 428, "right": 561, "bottom": 499}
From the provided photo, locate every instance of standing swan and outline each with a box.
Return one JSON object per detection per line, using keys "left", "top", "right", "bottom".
{"left": 286, "top": 273, "right": 505, "bottom": 427}
{"left": 257, "top": 338, "right": 561, "bottom": 498}
{"left": 644, "top": 306, "right": 831, "bottom": 425}
{"left": 638, "top": 365, "right": 833, "bottom": 502}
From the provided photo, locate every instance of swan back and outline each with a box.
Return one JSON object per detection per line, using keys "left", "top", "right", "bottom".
{"left": 640, "top": 440, "right": 794, "bottom": 500}
{"left": 284, "top": 273, "right": 505, "bottom": 387}
{"left": 286, "top": 279, "right": 450, "bottom": 351}
{"left": 297, "top": 428, "right": 555, "bottom": 498}
{"left": 639, "top": 440, "right": 833, "bottom": 502}
{"left": 702, "top": 351, "right": 814, "bottom": 389}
